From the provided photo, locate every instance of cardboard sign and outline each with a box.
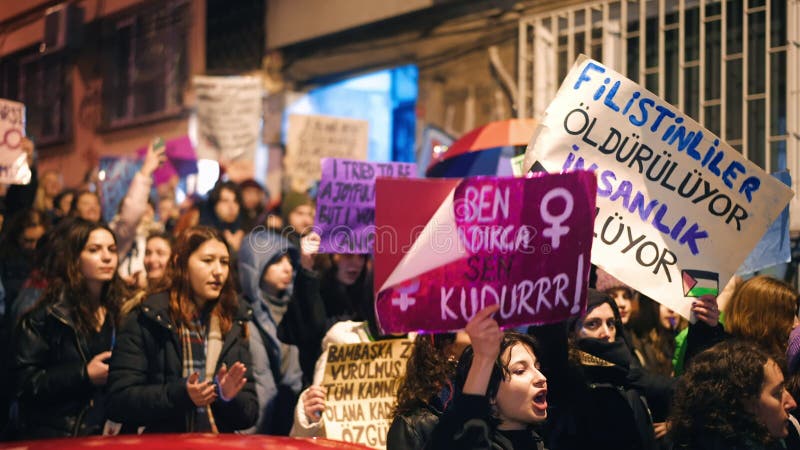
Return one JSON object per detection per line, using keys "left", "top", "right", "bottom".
{"left": 315, "top": 158, "right": 416, "bottom": 254}
{"left": 0, "top": 99, "right": 29, "bottom": 185}
{"left": 285, "top": 114, "right": 369, "bottom": 191}
{"left": 321, "top": 339, "right": 413, "bottom": 449}
{"left": 194, "top": 75, "right": 261, "bottom": 162}
{"left": 375, "top": 172, "right": 596, "bottom": 334}
{"left": 524, "top": 55, "right": 794, "bottom": 318}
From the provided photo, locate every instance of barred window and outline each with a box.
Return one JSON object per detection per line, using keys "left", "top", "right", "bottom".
{"left": 518, "top": 0, "right": 791, "bottom": 173}
{"left": 102, "top": 0, "right": 190, "bottom": 128}
{"left": 0, "top": 48, "right": 71, "bottom": 146}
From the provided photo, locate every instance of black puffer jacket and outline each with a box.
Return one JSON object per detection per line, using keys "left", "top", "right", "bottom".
{"left": 13, "top": 295, "right": 108, "bottom": 439}
{"left": 107, "top": 292, "right": 257, "bottom": 433}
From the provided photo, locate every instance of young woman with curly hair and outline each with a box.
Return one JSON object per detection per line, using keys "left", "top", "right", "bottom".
{"left": 387, "top": 331, "right": 469, "bottom": 449}
{"left": 724, "top": 275, "right": 800, "bottom": 361}
{"left": 107, "top": 226, "right": 257, "bottom": 433}
{"left": 13, "top": 219, "right": 129, "bottom": 438}
{"left": 669, "top": 340, "right": 797, "bottom": 449}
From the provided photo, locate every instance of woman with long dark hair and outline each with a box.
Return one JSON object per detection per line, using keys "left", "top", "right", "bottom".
{"left": 429, "top": 305, "right": 549, "bottom": 449}
{"left": 13, "top": 219, "right": 129, "bottom": 438}
{"left": 388, "top": 332, "right": 469, "bottom": 449}
{"left": 107, "top": 226, "right": 257, "bottom": 433}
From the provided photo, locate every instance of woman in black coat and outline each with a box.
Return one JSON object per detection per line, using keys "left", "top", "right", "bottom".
{"left": 277, "top": 232, "right": 373, "bottom": 385}
{"left": 13, "top": 219, "right": 129, "bottom": 438}
{"left": 429, "top": 305, "right": 548, "bottom": 450}
{"left": 387, "top": 332, "right": 469, "bottom": 449}
{"left": 532, "top": 288, "right": 720, "bottom": 450}
{"left": 107, "top": 226, "right": 257, "bottom": 433}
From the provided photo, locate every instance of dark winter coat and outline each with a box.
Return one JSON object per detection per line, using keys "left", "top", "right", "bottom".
{"left": 428, "top": 394, "right": 545, "bottom": 450}
{"left": 387, "top": 397, "right": 445, "bottom": 450}
{"left": 238, "top": 230, "right": 303, "bottom": 434}
{"left": 531, "top": 291, "right": 673, "bottom": 450}
{"left": 277, "top": 264, "right": 374, "bottom": 385}
{"left": 107, "top": 292, "right": 257, "bottom": 433}
{"left": 12, "top": 293, "right": 109, "bottom": 438}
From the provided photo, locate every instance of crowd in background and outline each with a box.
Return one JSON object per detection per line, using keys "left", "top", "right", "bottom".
{"left": 0, "top": 138, "right": 798, "bottom": 450}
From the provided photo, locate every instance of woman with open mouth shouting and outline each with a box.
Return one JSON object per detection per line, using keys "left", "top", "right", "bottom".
{"left": 429, "top": 304, "right": 548, "bottom": 449}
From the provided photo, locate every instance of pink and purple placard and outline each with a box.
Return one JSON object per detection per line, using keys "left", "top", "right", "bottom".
{"left": 374, "top": 171, "right": 597, "bottom": 334}
{"left": 315, "top": 158, "right": 416, "bottom": 254}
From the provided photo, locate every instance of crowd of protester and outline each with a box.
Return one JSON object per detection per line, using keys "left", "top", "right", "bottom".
{"left": 0, "top": 138, "right": 798, "bottom": 450}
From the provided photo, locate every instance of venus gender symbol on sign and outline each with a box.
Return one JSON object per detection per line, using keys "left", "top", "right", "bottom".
{"left": 541, "top": 187, "right": 574, "bottom": 249}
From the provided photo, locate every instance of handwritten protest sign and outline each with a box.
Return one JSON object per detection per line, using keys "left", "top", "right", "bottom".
{"left": 524, "top": 55, "right": 794, "bottom": 319}
{"left": 99, "top": 157, "right": 141, "bottom": 224}
{"left": 285, "top": 114, "right": 369, "bottom": 191}
{"left": 194, "top": 75, "right": 261, "bottom": 162}
{"left": 374, "top": 172, "right": 596, "bottom": 334}
{"left": 316, "top": 158, "right": 416, "bottom": 254}
{"left": 321, "top": 339, "right": 413, "bottom": 449}
{"left": 0, "top": 99, "right": 29, "bottom": 185}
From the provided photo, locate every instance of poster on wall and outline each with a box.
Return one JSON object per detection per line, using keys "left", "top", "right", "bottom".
{"left": 320, "top": 339, "right": 413, "bottom": 450}
{"left": 0, "top": 99, "right": 30, "bottom": 185}
{"left": 284, "top": 114, "right": 369, "bottom": 192}
{"left": 194, "top": 75, "right": 262, "bottom": 164}
{"left": 523, "top": 55, "right": 794, "bottom": 319}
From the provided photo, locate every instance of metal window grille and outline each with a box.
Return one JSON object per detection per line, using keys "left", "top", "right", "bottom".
{"left": 103, "top": 0, "right": 190, "bottom": 128}
{"left": 518, "top": 0, "right": 792, "bottom": 176}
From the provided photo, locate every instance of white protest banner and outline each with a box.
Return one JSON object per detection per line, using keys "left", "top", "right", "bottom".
{"left": 193, "top": 75, "right": 261, "bottom": 162}
{"left": 524, "top": 55, "right": 794, "bottom": 319}
{"left": 320, "top": 339, "right": 413, "bottom": 449}
{"left": 285, "top": 114, "right": 368, "bottom": 192}
{"left": 0, "top": 99, "right": 29, "bottom": 185}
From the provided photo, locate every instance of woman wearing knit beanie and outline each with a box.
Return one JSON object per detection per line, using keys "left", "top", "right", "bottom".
{"left": 279, "top": 191, "right": 314, "bottom": 248}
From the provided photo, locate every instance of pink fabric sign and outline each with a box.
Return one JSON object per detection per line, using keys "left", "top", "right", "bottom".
{"left": 375, "top": 171, "right": 597, "bottom": 334}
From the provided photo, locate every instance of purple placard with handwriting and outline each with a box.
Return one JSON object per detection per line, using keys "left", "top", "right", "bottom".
{"left": 375, "top": 171, "right": 597, "bottom": 334}
{"left": 316, "top": 158, "right": 416, "bottom": 254}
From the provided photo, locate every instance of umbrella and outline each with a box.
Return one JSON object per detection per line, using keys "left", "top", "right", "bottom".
{"left": 426, "top": 118, "right": 537, "bottom": 177}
